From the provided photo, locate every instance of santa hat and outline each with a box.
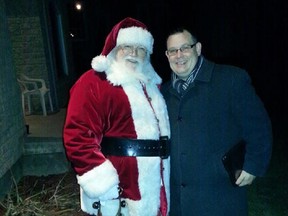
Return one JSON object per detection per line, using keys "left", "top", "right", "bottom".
{"left": 91, "top": 17, "right": 154, "bottom": 72}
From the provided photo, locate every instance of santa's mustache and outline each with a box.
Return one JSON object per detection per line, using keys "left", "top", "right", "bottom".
{"left": 124, "top": 56, "right": 141, "bottom": 64}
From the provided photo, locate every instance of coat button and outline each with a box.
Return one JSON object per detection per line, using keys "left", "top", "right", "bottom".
{"left": 121, "top": 200, "right": 126, "bottom": 207}
{"left": 92, "top": 201, "right": 101, "bottom": 209}
{"left": 177, "top": 116, "right": 182, "bottom": 121}
{"left": 181, "top": 183, "right": 186, "bottom": 188}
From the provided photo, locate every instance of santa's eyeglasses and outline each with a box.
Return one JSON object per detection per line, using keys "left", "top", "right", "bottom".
{"left": 119, "top": 45, "right": 147, "bottom": 57}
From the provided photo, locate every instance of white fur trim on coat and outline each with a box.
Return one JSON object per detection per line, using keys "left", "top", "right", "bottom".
{"left": 77, "top": 160, "right": 119, "bottom": 199}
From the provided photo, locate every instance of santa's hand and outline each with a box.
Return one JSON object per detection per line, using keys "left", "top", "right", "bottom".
{"left": 99, "top": 185, "right": 119, "bottom": 201}
{"left": 235, "top": 170, "right": 256, "bottom": 187}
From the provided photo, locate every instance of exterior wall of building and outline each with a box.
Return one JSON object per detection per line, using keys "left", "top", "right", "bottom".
{"left": 8, "top": 16, "right": 51, "bottom": 113}
{"left": 0, "top": 0, "right": 76, "bottom": 200}
{"left": 0, "top": 0, "right": 26, "bottom": 199}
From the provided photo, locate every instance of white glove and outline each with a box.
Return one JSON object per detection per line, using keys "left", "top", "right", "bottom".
{"left": 99, "top": 185, "right": 119, "bottom": 201}
{"left": 235, "top": 170, "right": 256, "bottom": 187}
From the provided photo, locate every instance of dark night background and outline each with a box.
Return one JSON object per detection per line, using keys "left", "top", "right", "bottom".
{"left": 0, "top": 1, "right": 286, "bottom": 214}
{"left": 67, "top": 0, "right": 287, "bottom": 130}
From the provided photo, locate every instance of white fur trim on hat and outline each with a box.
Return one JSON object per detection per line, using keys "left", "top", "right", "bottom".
{"left": 116, "top": 26, "right": 154, "bottom": 54}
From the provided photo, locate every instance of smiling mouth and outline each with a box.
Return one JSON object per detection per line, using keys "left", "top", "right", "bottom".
{"left": 127, "top": 58, "right": 138, "bottom": 64}
{"left": 176, "top": 60, "right": 186, "bottom": 65}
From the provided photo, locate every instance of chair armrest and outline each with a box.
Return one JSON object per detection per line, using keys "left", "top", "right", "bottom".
{"left": 17, "top": 79, "right": 39, "bottom": 90}
{"left": 29, "top": 78, "right": 46, "bottom": 88}
{"left": 20, "top": 74, "right": 47, "bottom": 89}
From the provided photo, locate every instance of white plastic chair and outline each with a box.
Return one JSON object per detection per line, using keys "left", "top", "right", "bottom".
{"left": 17, "top": 74, "right": 53, "bottom": 116}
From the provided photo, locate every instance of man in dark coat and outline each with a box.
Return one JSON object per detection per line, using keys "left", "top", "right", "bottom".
{"left": 161, "top": 28, "right": 273, "bottom": 216}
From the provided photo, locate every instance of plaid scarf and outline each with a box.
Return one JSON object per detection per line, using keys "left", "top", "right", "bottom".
{"left": 172, "top": 55, "right": 203, "bottom": 95}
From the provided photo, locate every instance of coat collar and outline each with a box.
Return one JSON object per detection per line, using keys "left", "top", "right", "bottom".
{"left": 167, "top": 57, "right": 215, "bottom": 96}
{"left": 194, "top": 57, "right": 214, "bottom": 83}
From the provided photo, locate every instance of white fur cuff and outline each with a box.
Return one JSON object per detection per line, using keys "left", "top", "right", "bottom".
{"left": 77, "top": 160, "right": 119, "bottom": 198}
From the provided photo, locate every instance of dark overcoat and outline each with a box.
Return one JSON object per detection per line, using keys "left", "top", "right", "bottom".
{"left": 162, "top": 58, "right": 273, "bottom": 216}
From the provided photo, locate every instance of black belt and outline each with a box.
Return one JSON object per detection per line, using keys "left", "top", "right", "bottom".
{"left": 101, "top": 136, "right": 170, "bottom": 158}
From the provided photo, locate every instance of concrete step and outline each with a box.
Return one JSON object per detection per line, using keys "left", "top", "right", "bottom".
{"left": 22, "top": 137, "right": 71, "bottom": 176}
{"left": 23, "top": 137, "right": 64, "bottom": 155}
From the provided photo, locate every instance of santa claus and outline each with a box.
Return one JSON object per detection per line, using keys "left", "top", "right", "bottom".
{"left": 63, "top": 17, "right": 170, "bottom": 216}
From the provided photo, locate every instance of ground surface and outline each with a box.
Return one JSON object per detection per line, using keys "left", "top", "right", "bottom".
{"left": 1, "top": 120, "right": 287, "bottom": 216}
{"left": 0, "top": 172, "right": 86, "bottom": 216}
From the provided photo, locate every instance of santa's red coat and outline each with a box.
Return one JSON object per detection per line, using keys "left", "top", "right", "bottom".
{"left": 63, "top": 67, "right": 170, "bottom": 215}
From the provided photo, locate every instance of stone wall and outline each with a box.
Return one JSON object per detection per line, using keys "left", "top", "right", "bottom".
{"left": 8, "top": 17, "right": 49, "bottom": 82}
{"left": 8, "top": 16, "right": 50, "bottom": 113}
{"left": 0, "top": 0, "right": 77, "bottom": 200}
{"left": 0, "top": 0, "right": 26, "bottom": 198}
{"left": 5, "top": 0, "right": 51, "bottom": 113}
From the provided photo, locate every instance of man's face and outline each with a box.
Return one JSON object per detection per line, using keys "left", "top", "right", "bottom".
{"left": 166, "top": 31, "right": 202, "bottom": 80}
{"left": 116, "top": 44, "right": 147, "bottom": 70}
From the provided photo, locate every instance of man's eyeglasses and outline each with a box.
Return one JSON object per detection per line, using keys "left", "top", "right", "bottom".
{"left": 166, "top": 43, "right": 197, "bottom": 56}
{"left": 119, "top": 45, "right": 147, "bottom": 57}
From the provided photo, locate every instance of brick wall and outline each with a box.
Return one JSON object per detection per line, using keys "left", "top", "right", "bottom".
{"left": 8, "top": 16, "right": 50, "bottom": 113}
{"left": 8, "top": 17, "right": 48, "bottom": 78}
{"left": 0, "top": 0, "right": 25, "bottom": 183}
{"left": 0, "top": 0, "right": 79, "bottom": 200}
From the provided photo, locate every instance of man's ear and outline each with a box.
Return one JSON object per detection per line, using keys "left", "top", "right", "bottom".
{"left": 196, "top": 42, "right": 202, "bottom": 56}
{"left": 165, "top": 50, "right": 170, "bottom": 59}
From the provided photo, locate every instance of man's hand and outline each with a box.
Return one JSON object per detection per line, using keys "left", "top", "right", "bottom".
{"left": 235, "top": 170, "right": 256, "bottom": 187}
